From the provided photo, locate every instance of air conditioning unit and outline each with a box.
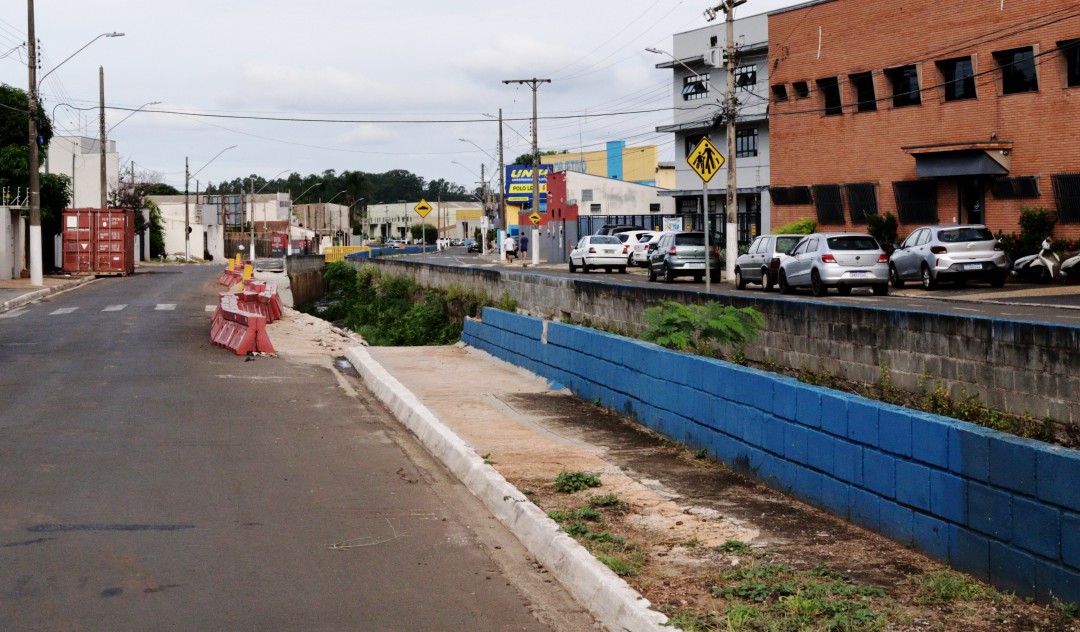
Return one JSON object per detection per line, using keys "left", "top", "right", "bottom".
{"left": 706, "top": 48, "right": 726, "bottom": 68}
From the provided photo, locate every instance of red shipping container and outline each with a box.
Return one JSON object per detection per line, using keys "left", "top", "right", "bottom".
{"left": 62, "top": 208, "right": 135, "bottom": 276}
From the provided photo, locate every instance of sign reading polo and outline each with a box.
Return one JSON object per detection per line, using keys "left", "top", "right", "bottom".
{"left": 504, "top": 164, "right": 552, "bottom": 209}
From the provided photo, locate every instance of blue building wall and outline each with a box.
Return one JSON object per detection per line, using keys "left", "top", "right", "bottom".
{"left": 463, "top": 308, "right": 1080, "bottom": 604}
{"left": 606, "top": 141, "right": 625, "bottom": 181}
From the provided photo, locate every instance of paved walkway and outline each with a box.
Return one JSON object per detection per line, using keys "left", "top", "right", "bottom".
{"left": 0, "top": 275, "right": 97, "bottom": 314}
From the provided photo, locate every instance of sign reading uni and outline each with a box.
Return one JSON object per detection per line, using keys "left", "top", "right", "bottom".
{"left": 686, "top": 137, "right": 725, "bottom": 183}
{"left": 414, "top": 199, "right": 433, "bottom": 218}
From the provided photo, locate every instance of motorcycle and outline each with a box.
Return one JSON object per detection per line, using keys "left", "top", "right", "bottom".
{"left": 1011, "top": 237, "right": 1061, "bottom": 282}
{"left": 1060, "top": 249, "right": 1080, "bottom": 279}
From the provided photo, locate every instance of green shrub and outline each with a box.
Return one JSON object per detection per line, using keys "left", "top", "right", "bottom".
{"left": 553, "top": 470, "right": 602, "bottom": 493}
{"left": 640, "top": 301, "right": 764, "bottom": 353}
{"left": 773, "top": 218, "right": 817, "bottom": 235}
{"left": 865, "top": 212, "right": 899, "bottom": 251}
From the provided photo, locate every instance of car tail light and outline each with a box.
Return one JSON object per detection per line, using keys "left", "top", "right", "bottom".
{"left": 877, "top": 254, "right": 888, "bottom": 263}
{"left": 623, "top": 245, "right": 630, "bottom": 254}
{"left": 769, "top": 257, "right": 781, "bottom": 269}
{"left": 669, "top": 246, "right": 678, "bottom": 255}
{"left": 821, "top": 254, "right": 837, "bottom": 263}
{"left": 712, "top": 246, "right": 719, "bottom": 256}
{"left": 588, "top": 247, "right": 597, "bottom": 254}
{"left": 994, "top": 241, "right": 1004, "bottom": 251}
{"left": 930, "top": 245, "right": 948, "bottom": 254}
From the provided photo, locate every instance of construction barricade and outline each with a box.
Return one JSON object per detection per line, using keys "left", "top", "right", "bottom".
{"left": 210, "top": 274, "right": 283, "bottom": 355}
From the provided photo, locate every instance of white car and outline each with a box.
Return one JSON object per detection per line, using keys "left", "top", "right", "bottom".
{"left": 616, "top": 230, "right": 655, "bottom": 267}
{"left": 569, "top": 235, "right": 628, "bottom": 273}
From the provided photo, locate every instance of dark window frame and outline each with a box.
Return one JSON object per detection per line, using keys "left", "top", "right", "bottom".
{"left": 735, "top": 64, "right": 758, "bottom": 90}
{"left": 1060, "top": 39, "right": 1080, "bottom": 88}
{"left": 994, "top": 46, "right": 1039, "bottom": 94}
{"left": 990, "top": 176, "right": 1040, "bottom": 199}
{"left": 816, "top": 77, "right": 843, "bottom": 116}
{"left": 1052, "top": 174, "right": 1080, "bottom": 224}
{"left": 848, "top": 71, "right": 877, "bottom": 112}
{"left": 736, "top": 127, "right": 758, "bottom": 158}
{"left": 683, "top": 74, "right": 710, "bottom": 101}
{"left": 886, "top": 65, "right": 922, "bottom": 107}
{"left": 769, "top": 186, "right": 814, "bottom": 205}
{"left": 812, "top": 184, "right": 846, "bottom": 224}
{"left": 792, "top": 81, "right": 810, "bottom": 98}
{"left": 844, "top": 183, "right": 879, "bottom": 224}
{"left": 649, "top": 203, "right": 661, "bottom": 213}
{"left": 937, "top": 56, "right": 977, "bottom": 101}
{"left": 893, "top": 180, "right": 939, "bottom": 224}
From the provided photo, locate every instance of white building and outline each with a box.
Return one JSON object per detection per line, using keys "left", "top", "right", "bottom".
{"left": 654, "top": 12, "right": 772, "bottom": 245}
{"left": 45, "top": 136, "right": 120, "bottom": 208}
{"left": 146, "top": 192, "right": 291, "bottom": 260}
{"left": 365, "top": 201, "right": 485, "bottom": 243}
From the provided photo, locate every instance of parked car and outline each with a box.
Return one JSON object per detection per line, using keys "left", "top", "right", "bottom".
{"left": 647, "top": 231, "right": 721, "bottom": 283}
{"left": 616, "top": 230, "right": 654, "bottom": 266}
{"left": 385, "top": 239, "right": 406, "bottom": 249}
{"left": 631, "top": 231, "right": 664, "bottom": 267}
{"left": 569, "top": 235, "right": 628, "bottom": 273}
{"left": 595, "top": 224, "right": 641, "bottom": 236}
{"left": 734, "top": 234, "right": 804, "bottom": 291}
{"left": 464, "top": 238, "right": 480, "bottom": 253}
{"left": 778, "top": 233, "right": 889, "bottom": 296}
{"left": 888, "top": 224, "right": 1009, "bottom": 289}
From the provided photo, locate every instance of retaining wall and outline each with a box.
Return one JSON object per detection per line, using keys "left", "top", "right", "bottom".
{"left": 286, "top": 255, "right": 327, "bottom": 306}
{"left": 354, "top": 258, "right": 1080, "bottom": 426}
{"left": 462, "top": 307, "right": 1080, "bottom": 604}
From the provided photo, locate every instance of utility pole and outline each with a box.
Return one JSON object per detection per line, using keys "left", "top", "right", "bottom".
{"left": 249, "top": 178, "right": 255, "bottom": 260}
{"left": 502, "top": 79, "right": 549, "bottom": 250}
{"left": 707, "top": 0, "right": 745, "bottom": 283}
{"left": 99, "top": 66, "right": 107, "bottom": 208}
{"left": 26, "top": 0, "right": 42, "bottom": 285}
{"left": 184, "top": 157, "right": 190, "bottom": 260}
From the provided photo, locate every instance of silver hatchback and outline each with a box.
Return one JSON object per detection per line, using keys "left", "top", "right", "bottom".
{"left": 778, "top": 233, "right": 889, "bottom": 296}
{"left": 734, "top": 234, "right": 804, "bottom": 291}
{"left": 889, "top": 224, "right": 1008, "bottom": 289}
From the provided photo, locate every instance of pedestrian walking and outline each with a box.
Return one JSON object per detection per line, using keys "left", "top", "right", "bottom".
{"left": 519, "top": 234, "right": 529, "bottom": 259}
{"left": 503, "top": 235, "right": 516, "bottom": 262}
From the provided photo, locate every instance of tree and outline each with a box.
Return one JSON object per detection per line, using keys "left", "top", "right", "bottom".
{"left": 512, "top": 153, "right": 534, "bottom": 166}
{"left": 409, "top": 223, "right": 437, "bottom": 243}
{"left": 145, "top": 199, "right": 165, "bottom": 258}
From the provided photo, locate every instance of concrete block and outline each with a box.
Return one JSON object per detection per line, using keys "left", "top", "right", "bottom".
{"left": 739, "top": 407, "right": 765, "bottom": 447}
{"left": 805, "top": 428, "right": 834, "bottom": 474}
{"left": 793, "top": 465, "right": 824, "bottom": 505}
{"left": 1037, "top": 448, "right": 1080, "bottom": 513}
{"left": 879, "top": 500, "right": 914, "bottom": 546}
{"left": 749, "top": 372, "right": 775, "bottom": 415}
{"left": 795, "top": 386, "right": 823, "bottom": 428}
{"left": 930, "top": 470, "right": 968, "bottom": 525}
{"left": 763, "top": 414, "right": 787, "bottom": 456}
{"left": 819, "top": 475, "right": 851, "bottom": 519}
{"left": 772, "top": 378, "right": 799, "bottom": 421}
{"left": 878, "top": 405, "right": 913, "bottom": 458}
{"left": 847, "top": 398, "right": 880, "bottom": 446}
{"left": 1035, "top": 560, "right": 1080, "bottom": 606}
{"left": 1011, "top": 496, "right": 1061, "bottom": 560}
{"left": 832, "top": 440, "right": 863, "bottom": 486}
{"left": 990, "top": 541, "right": 1037, "bottom": 598}
{"left": 988, "top": 435, "right": 1037, "bottom": 497}
{"left": 910, "top": 412, "right": 950, "bottom": 469}
{"left": 967, "top": 482, "right": 1013, "bottom": 541}
{"left": 819, "top": 392, "right": 849, "bottom": 438}
{"left": 863, "top": 449, "right": 896, "bottom": 499}
{"left": 913, "top": 512, "right": 951, "bottom": 561}
{"left": 896, "top": 461, "right": 932, "bottom": 512}
{"left": 785, "top": 424, "right": 809, "bottom": 465}
{"left": 951, "top": 525, "right": 991, "bottom": 581}
{"left": 1063, "top": 513, "right": 1080, "bottom": 571}
{"left": 849, "top": 487, "right": 881, "bottom": 531}
{"left": 948, "top": 423, "right": 990, "bottom": 483}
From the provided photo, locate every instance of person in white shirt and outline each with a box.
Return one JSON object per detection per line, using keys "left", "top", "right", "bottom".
{"left": 503, "top": 236, "right": 516, "bottom": 262}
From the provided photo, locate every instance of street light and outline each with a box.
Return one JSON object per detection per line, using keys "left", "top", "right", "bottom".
{"left": 106, "top": 101, "right": 160, "bottom": 135}
{"left": 185, "top": 145, "right": 237, "bottom": 261}
{"left": 253, "top": 169, "right": 291, "bottom": 231}
{"left": 26, "top": 29, "right": 123, "bottom": 286}
{"left": 459, "top": 138, "right": 497, "bottom": 164}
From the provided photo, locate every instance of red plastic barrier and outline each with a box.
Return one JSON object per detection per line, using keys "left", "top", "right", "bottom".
{"left": 210, "top": 292, "right": 276, "bottom": 355}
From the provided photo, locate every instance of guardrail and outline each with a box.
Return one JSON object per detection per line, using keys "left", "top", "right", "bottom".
{"left": 324, "top": 246, "right": 371, "bottom": 262}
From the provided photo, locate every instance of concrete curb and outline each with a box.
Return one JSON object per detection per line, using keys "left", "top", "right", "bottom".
{"left": 345, "top": 345, "right": 672, "bottom": 632}
{"left": 0, "top": 276, "right": 96, "bottom": 314}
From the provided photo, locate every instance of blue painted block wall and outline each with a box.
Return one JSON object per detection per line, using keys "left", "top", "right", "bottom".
{"left": 462, "top": 308, "right": 1080, "bottom": 604}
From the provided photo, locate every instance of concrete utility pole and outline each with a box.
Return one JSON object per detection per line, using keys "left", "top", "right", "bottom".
{"left": 26, "top": 0, "right": 41, "bottom": 285}
{"left": 707, "top": 0, "right": 745, "bottom": 283}
{"left": 496, "top": 108, "right": 505, "bottom": 253}
{"left": 99, "top": 66, "right": 107, "bottom": 208}
{"left": 502, "top": 79, "right": 549, "bottom": 250}
{"left": 184, "top": 158, "right": 190, "bottom": 260}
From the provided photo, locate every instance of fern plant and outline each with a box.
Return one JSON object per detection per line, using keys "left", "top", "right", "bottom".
{"left": 640, "top": 301, "right": 764, "bottom": 353}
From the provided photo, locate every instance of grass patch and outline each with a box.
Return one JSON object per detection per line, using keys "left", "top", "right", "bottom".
{"left": 717, "top": 540, "right": 753, "bottom": 555}
{"left": 553, "top": 470, "right": 602, "bottom": 493}
{"left": 916, "top": 570, "right": 998, "bottom": 605}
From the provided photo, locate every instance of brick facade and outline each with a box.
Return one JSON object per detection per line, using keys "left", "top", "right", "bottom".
{"left": 767, "top": 0, "right": 1080, "bottom": 239}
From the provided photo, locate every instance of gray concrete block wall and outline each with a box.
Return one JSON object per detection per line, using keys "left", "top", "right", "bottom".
{"left": 355, "top": 259, "right": 1080, "bottom": 427}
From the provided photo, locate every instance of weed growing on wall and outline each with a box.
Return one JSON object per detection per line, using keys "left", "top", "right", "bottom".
{"left": 640, "top": 301, "right": 764, "bottom": 355}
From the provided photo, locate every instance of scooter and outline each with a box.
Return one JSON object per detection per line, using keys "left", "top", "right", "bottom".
{"left": 1011, "top": 237, "right": 1061, "bottom": 282}
{"left": 1060, "top": 249, "right": 1080, "bottom": 280}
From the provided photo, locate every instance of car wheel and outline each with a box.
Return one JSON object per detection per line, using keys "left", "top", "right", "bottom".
{"left": 779, "top": 270, "right": 792, "bottom": 294}
{"left": 582, "top": 264, "right": 590, "bottom": 273}
{"left": 648, "top": 266, "right": 657, "bottom": 282}
{"left": 663, "top": 264, "right": 675, "bottom": 283}
{"left": 761, "top": 269, "right": 774, "bottom": 291}
{"left": 810, "top": 269, "right": 827, "bottom": 297}
{"left": 735, "top": 268, "right": 746, "bottom": 289}
{"left": 872, "top": 283, "right": 889, "bottom": 296}
{"left": 921, "top": 264, "right": 938, "bottom": 290}
{"left": 618, "top": 266, "right": 627, "bottom": 274}
{"left": 627, "top": 255, "right": 634, "bottom": 266}
{"left": 889, "top": 264, "right": 905, "bottom": 289}
{"left": 569, "top": 259, "right": 578, "bottom": 273}
{"left": 836, "top": 285, "right": 852, "bottom": 296}
{"left": 990, "top": 273, "right": 1007, "bottom": 288}
{"left": 709, "top": 272, "right": 720, "bottom": 283}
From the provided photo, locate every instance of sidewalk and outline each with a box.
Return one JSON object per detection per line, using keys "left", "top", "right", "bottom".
{"left": 0, "top": 275, "right": 97, "bottom": 314}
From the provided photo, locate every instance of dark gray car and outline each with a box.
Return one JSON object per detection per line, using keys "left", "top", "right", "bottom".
{"left": 647, "top": 231, "right": 721, "bottom": 283}
{"left": 734, "top": 234, "right": 804, "bottom": 291}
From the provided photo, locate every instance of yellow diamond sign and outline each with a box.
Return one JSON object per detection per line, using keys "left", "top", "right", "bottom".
{"left": 529, "top": 211, "right": 542, "bottom": 225}
{"left": 414, "top": 199, "right": 433, "bottom": 218}
{"left": 686, "top": 137, "right": 725, "bottom": 183}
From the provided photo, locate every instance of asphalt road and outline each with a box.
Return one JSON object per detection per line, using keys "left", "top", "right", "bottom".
{"left": 0, "top": 266, "right": 593, "bottom": 631}
{"left": 418, "top": 249, "right": 1080, "bottom": 327}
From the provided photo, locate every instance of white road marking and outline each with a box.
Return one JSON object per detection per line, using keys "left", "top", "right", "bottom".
{"left": 102, "top": 304, "right": 127, "bottom": 312}
{"left": 155, "top": 304, "right": 177, "bottom": 311}
{"left": 49, "top": 307, "right": 78, "bottom": 315}
{"left": 0, "top": 309, "right": 26, "bottom": 319}
{"left": 205, "top": 305, "right": 217, "bottom": 312}
{"left": 953, "top": 307, "right": 983, "bottom": 313}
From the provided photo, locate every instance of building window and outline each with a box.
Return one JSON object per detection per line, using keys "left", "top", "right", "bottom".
{"left": 990, "top": 176, "right": 1040, "bottom": 199}
{"left": 771, "top": 84, "right": 789, "bottom": 102}
{"left": 650, "top": 203, "right": 661, "bottom": 213}
{"left": 683, "top": 74, "right": 710, "bottom": 101}
{"left": 886, "top": 65, "right": 921, "bottom": 107}
{"left": 812, "top": 184, "right": 845, "bottom": 224}
{"left": 1060, "top": 39, "right": 1080, "bottom": 87}
{"left": 582, "top": 189, "right": 593, "bottom": 202}
{"left": 937, "top": 56, "right": 976, "bottom": 101}
{"left": 994, "top": 47, "right": 1039, "bottom": 94}
{"left": 736, "top": 128, "right": 758, "bottom": 158}
{"left": 735, "top": 65, "right": 757, "bottom": 90}
{"left": 590, "top": 203, "right": 602, "bottom": 213}
{"left": 792, "top": 81, "right": 810, "bottom": 98}
{"left": 893, "top": 180, "right": 939, "bottom": 223}
{"left": 710, "top": 35, "right": 718, "bottom": 47}
{"left": 685, "top": 134, "right": 707, "bottom": 158}
{"left": 678, "top": 198, "right": 698, "bottom": 214}
{"left": 848, "top": 72, "right": 877, "bottom": 112}
{"left": 844, "top": 183, "right": 879, "bottom": 223}
{"left": 816, "top": 77, "right": 843, "bottom": 115}
{"left": 1052, "top": 174, "right": 1080, "bottom": 223}
{"left": 769, "top": 186, "right": 813, "bottom": 205}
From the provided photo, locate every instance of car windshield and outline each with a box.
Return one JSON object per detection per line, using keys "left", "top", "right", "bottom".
{"left": 775, "top": 236, "right": 802, "bottom": 252}
{"left": 591, "top": 236, "right": 621, "bottom": 245}
{"left": 674, "top": 234, "right": 705, "bottom": 246}
{"left": 938, "top": 227, "right": 994, "bottom": 242}
{"left": 827, "top": 236, "right": 879, "bottom": 251}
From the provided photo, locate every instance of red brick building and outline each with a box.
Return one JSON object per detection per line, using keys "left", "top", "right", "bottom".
{"left": 767, "top": 0, "right": 1080, "bottom": 240}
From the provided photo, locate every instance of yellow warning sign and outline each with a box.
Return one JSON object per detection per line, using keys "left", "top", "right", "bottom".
{"left": 414, "top": 199, "right": 433, "bottom": 218}
{"left": 686, "top": 137, "right": 725, "bottom": 183}
{"left": 529, "top": 211, "right": 542, "bottom": 225}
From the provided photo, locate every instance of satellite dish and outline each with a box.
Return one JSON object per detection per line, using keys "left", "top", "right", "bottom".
{"left": 566, "top": 199, "right": 578, "bottom": 207}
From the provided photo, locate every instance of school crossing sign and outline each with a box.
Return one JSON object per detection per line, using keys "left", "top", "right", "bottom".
{"left": 686, "top": 137, "right": 725, "bottom": 183}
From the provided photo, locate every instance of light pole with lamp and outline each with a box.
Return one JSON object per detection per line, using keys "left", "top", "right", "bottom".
{"left": 25, "top": 23, "right": 124, "bottom": 286}
{"left": 184, "top": 145, "right": 237, "bottom": 261}
{"left": 345, "top": 198, "right": 366, "bottom": 245}
{"left": 320, "top": 190, "right": 346, "bottom": 254}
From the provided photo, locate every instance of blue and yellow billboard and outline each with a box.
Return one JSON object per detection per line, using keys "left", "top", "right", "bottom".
{"left": 505, "top": 164, "right": 553, "bottom": 209}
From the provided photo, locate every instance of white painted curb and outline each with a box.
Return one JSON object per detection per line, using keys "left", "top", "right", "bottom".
{"left": 345, "top": 345, "right": 673, "bottom": 632}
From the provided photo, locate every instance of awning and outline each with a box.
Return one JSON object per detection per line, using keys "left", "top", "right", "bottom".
{"left": 902, "top": 141, "right": 1012, "bottom": 177}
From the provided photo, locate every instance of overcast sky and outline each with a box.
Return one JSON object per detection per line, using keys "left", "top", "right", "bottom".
{"left": 2, "top": 0, "right": 800, "bottom": 197}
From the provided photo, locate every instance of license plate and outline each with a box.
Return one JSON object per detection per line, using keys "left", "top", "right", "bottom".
{"left": 602, "top": 249, "right": 614, "bottom": 254}
{"left": 964, "top": 263, "right": 983, "bottom": 270}
{"left": 848, "top": 270, "right": 867, "bottom": 276}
